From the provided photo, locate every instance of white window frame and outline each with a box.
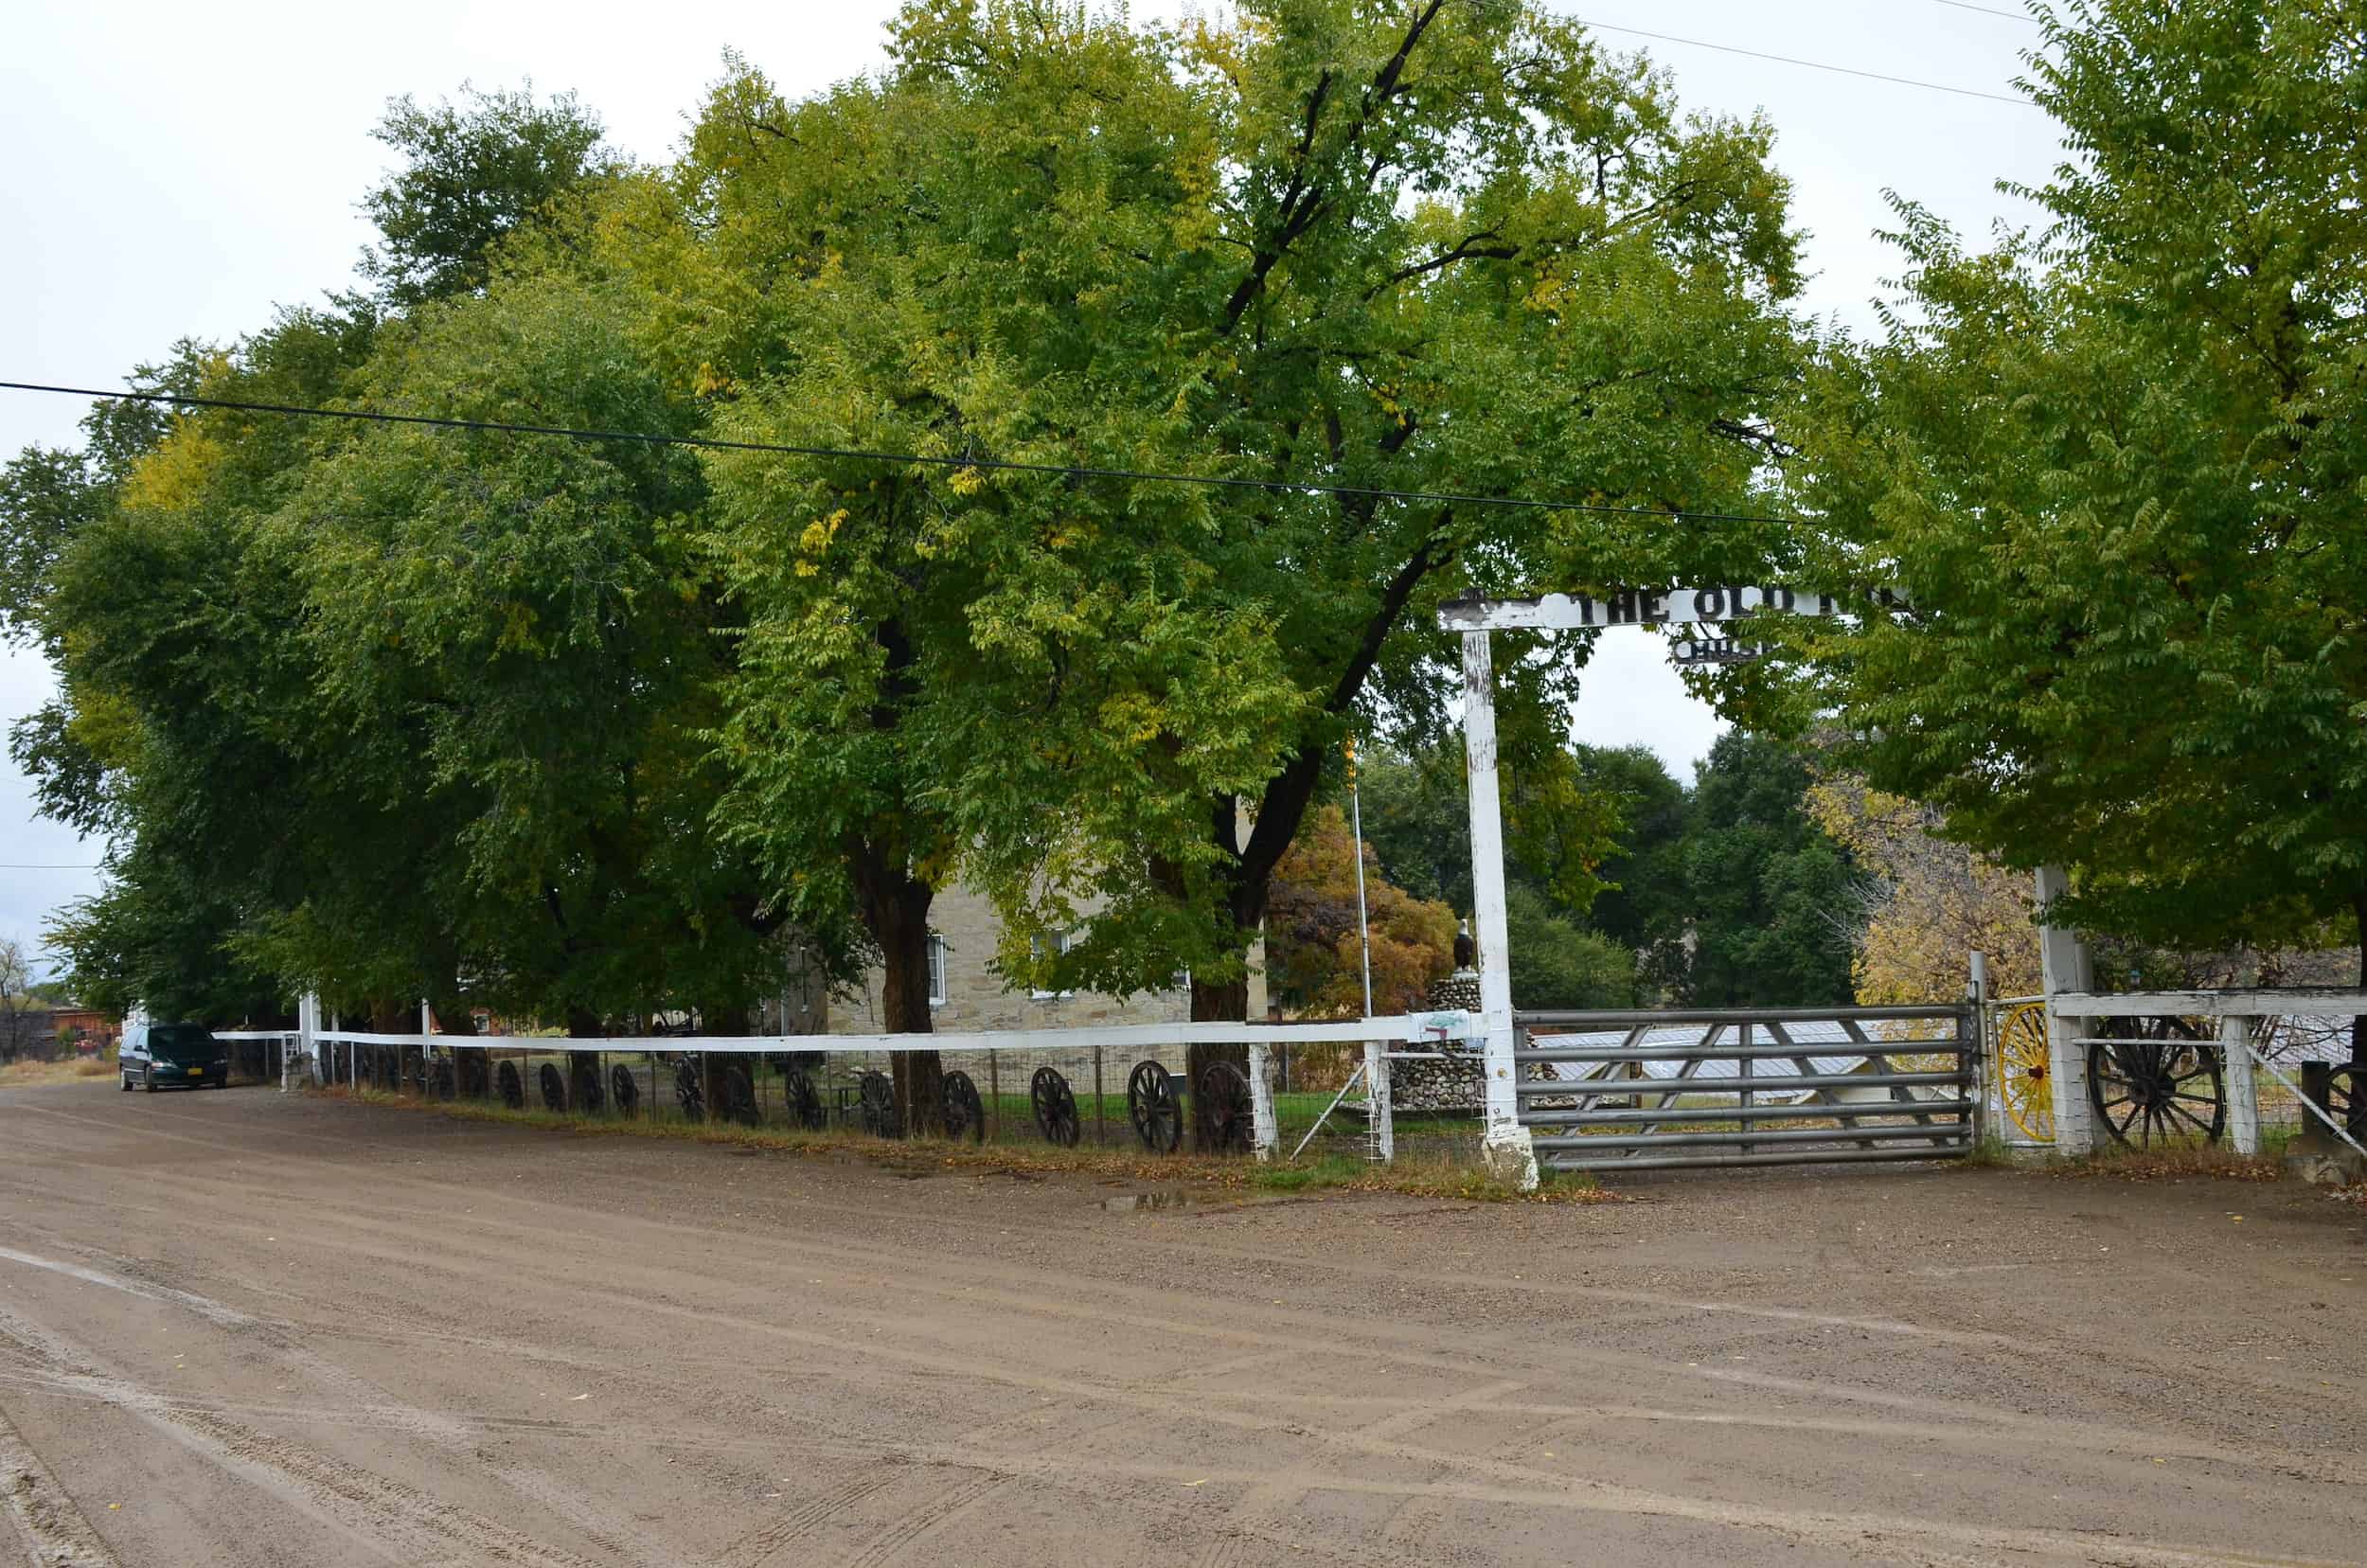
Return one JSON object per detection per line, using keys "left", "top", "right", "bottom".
{"left": 927, "top": 934, "right": 948, "bottom": 1008}
{"left": 1030, "top": 929, "right": 1080, "bottom": 1000}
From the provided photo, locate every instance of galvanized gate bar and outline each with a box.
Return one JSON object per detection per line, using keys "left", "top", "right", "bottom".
{"left": 1514, "top": 1003, "right": 1977, "bottom": 1174}
{"left": 1517, "top": 1070, "right": 1964, "bottom": 1095}
{"left": 1527, "top": 1099, "right": 1979, "bottom": 1127}
{"left": 1517, "top": 1006, "right": 1966, "bottom": 1026}
{"left": 1513, "top": 1043, "right": 1969, "bottom": 1063}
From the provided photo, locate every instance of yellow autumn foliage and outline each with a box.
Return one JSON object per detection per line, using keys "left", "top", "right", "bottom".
{"left": 1806, "top": 775, "right": 2041, "bottom": 1007}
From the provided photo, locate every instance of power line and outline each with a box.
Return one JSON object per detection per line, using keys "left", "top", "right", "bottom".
{"left": 0, "top": 864, "right": 98, "bottom": 871}
{"left": 1574, "top": 16, "right": 2036, "bottom": 106}
{"left": 1928, "top": 0, "right": 2040, "bottom": 22}
{"left": 1, "top": 381, "right": 1805, "bottom": 529}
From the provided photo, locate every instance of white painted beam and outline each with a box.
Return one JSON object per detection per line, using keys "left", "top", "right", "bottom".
{"left": 1460, "top": 630, "right": 1536, "bottom": 1189}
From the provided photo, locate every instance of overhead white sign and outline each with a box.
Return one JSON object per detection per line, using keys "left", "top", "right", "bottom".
{"left": 1438, "top": 585, "right": 1892, "bottom": 633}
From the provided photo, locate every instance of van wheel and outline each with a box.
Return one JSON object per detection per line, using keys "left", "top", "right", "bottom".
{"left": 142, "top": 1066, "right": 155, "bottom": 1093}
{"left": 120, "top": 1072, "right": 133, "bottom": 1092}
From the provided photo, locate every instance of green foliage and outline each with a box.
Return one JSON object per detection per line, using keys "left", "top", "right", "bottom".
{"left": 1672, "top": 734, "right": 1857, "bottom": 1006}
{"left": 640, "top": 0, "right": 1807, "bottom": 1014}
{"left": 1778, "top": 0, "right": 2367, "bottom": 956}
{"left": 358, "top": 84, "right": 616, "bottom": 309}
{"left": 1504, "top": 882, "right": 1635, "bottom": 1010}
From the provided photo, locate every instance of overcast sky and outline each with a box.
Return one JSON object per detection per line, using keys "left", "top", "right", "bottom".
{"left": 0, "top": 0, "right": 2067, "bottom": 977}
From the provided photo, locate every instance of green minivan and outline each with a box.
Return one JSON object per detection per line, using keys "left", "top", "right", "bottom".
{"left": 120, "top": 1021, "right": 230, "bottom": 1092}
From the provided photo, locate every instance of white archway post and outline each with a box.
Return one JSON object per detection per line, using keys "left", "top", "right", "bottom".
{"left": 2034, "top": 865, "right": 2095, "bottom": 1155}
{"left": 291, "top": 992, "right": 319, "bottom": 1092}
{"left": 1460, "top": 630, "right": 1537, "bottom": 1189}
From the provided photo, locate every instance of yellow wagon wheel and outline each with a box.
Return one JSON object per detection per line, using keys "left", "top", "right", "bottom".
{"left": 1997, "top": 1002, "right": 2055, "bottom": 1143}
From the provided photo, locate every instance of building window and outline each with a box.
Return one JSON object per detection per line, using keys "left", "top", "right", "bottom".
{"left": 927, "top": 934, "right": 948, "bottom": 1007}
{"left": 1030, "top": 929, "right": 1079, "bottom": 1000}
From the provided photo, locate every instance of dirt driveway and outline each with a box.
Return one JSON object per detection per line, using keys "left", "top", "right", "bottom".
{"left": 0, "top": 1080, "right": 2360, "bottom": 1566}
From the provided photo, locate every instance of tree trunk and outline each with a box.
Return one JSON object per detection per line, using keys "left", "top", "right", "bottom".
{"left": 1185, "top": 861, "right": 1270, "bottom": 1152}
{"left": 566, "top": 1006, "right": 603, "bottom": 1113}
{"left": 856, "top": 847, "right": 942, "bottom": 1138}
{"left": 1186, "top": 971, "right": 1254, "bottom": 1152}
{"left": 697, "top": 1005, "right": 752, "bottom": 1123}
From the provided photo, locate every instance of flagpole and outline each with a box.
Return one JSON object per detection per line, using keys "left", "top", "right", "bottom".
{"left": 1347, "top": 739, "right": 1375, "bottom": 1019}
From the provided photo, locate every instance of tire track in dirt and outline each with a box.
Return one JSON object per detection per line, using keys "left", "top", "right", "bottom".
{"left": 157, "top": 1151, "right": 2367, "bottom": 1511}
{"left": 0, "top": 1293, "right": 618, "bottom": 1568}
{"left": 0, "top": 1394, "right": 118, "bottom": 1568}
{"left": 836, "top": 1470, "right": 1006, "bottom": 1568}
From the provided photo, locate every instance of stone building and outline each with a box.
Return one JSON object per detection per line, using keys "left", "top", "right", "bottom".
{"left": 823, "top": 882, "right": 1268, "bottom": 1034}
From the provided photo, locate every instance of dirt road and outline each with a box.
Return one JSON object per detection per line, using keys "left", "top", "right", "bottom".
{"left": 0, "top": 1080, "right": 2360, "bottom": 1566}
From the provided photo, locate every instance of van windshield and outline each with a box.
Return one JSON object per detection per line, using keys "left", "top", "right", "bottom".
{"left": 148, "top": 1025, "right": 222, "bottom": 1062}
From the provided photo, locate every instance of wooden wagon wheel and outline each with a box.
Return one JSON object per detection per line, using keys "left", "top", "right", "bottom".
{"left": 674, "top": 1057, "right": 705, "bottom": 1122}
{"left": 609, "top": 1063, "right": 640, "bottom": 1117}
{"left": 782, "top": 1068, "right": 826, "bottom": 1131}
{"left": 721, "top": 1065, "right": 759, "bottom": 1126}
{"left": 2087, "top": 1019, "right": 2223, "bottom": 1148}
{"left": 430, "top": 1057, "right": 456, "bottom": 1100}
{"left": 538, "top": 1061, "right": 568, "bottom": 1113}
{"left": 570, "top": 1060, "right": 605, "bottom": 1114}
{"left": 857, "top": 1070, "right": 899, "bottom": 1137}
{"left": 1127, "top": 1060, "right": 1183, "bottom": 1154}
{"left": 458, "top": 1051, "right": 490, "bottom": 1100}
{"left": 1200, "top": 1060, "right": 1255, "bottom": 1155}
{"left": 1996, "top": 1002, "right": 2055, "bottom": 1143}
{"left": 941, "top": 1070, "right": 986, "bottom": 1144}
{"left": 495, "top": 1060, "right": 525, "bottom": 1110}
{"left": 1029, "top": 1066, "right": 1080, "bottom": 1147}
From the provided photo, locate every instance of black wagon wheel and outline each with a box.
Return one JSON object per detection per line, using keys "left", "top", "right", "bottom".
{"left": 1126, "top": 1060, "right": 1184, "bottom": 1154}
{"left": 430, "top": 1057, "right": 455, "bottom": 1100}
{"left": 610, "top": 1063, "right": 640, "bottom": 1117}
{"left": 459, "top": 1051, "right": 491, "bottom": 1100}
{"left": 858, "top": 1070, "right": 899, "bottom": 1138}
{"left": 721, "top": 1065, "right": 760, "bottom": 1126}
{"left": 1029, "top": 1066, "right": 1080, "bottom": 1147}
{"left": 496, "top": 1060, "right": 525, "bottom": 1110}
{"left": 538, "top": 1061, "right": 568, "bottom": 1113}
{"left": 2087, "top": 1018, "right": 2223, "bottom": 1148}
{"left": 1200, "top": 1060, "right": 1255, "bottom": 1155}
{"left": 571, "top": 1060, "right": 605, "bottom": 1114}
{"left": 782, "top": 1068, "right": 826, "bottom": 1131}
{"left": 674, "top": 1057, "right": 706, "bottom": 1122}
{"left": 940, "top": 1070, "right": 986, "bottom": 1144}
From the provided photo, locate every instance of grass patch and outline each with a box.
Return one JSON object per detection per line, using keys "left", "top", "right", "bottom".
{"left": 329, "top": 1086, "right": 1612, "bottom": 1204}
{"left": 0, "top": 1054, "right": 117, "bottom": 1087}
{"left": 2054, "top": 1140, "right": 2283, "bottom": 1185}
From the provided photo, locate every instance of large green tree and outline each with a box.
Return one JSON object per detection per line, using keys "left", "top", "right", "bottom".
{"left": 1778, "top": 0, "right": 2367, "bottom": 1052}
{"left": 677, "top": 0, "right": 1799, "bottom": 1141}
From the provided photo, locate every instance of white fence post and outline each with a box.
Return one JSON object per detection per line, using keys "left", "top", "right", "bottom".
{"left": 1362, "top": 1039, "right": 1394, "bottom": 1163}
{"left": 2222, "top": 1014, "right": 2261, "bottom": 1155}
{"left": 2035, "top": 865, "right": 2095, "bottom": 1155}
{"left": 290, "top": 992, "right": 317, "bottom": 1092}
{"left": 1461, "top": 630, "right": 1536, "bottom": 1189}
{"left": 1247, "top": 1041, "right": 1278, "bottom": 1161}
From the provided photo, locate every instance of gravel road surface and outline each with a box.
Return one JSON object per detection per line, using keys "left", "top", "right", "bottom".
{"left": 0, "top": 1079, "right": 2361, "bottom": 1566}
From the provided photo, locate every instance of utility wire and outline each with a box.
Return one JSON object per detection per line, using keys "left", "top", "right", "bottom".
{"left": 0, "top": 380, "right": 1806, "bottom": 529}
{"left": 0, "top": 864, "right": 98, "bottom": 871}
{"left": 1928, "top": 0, "right": 2040, "bottom": 22}
{"left": 1574, "top": 16, "right": 2036, "bottom": 105}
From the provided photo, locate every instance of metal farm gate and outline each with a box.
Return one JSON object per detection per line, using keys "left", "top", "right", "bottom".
{"left": 1513, "top": 1005, "right": 1982, "bottom": 1174}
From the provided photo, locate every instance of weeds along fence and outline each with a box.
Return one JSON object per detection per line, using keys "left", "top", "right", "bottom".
{"left": 220, "top": 1014, "right": 1483, "bottom": 1165}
